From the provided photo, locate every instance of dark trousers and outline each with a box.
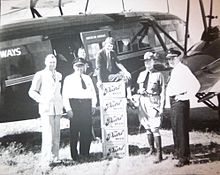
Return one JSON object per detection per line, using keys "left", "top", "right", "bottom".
{"left": 69, "top": 99, "right": 92, "bottom": 160}
{"left": 170, "top": 97, "right": 190, "bottom": 162}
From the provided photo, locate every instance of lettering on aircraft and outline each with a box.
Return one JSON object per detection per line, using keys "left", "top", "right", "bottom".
{"left": 0, "top": 47, "right": 22, "bottom": 58}
{"left": 85, "top": 34, "right": 107, "bottom": 41}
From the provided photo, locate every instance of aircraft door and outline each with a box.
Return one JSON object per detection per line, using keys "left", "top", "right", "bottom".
{"left": 80, "top": 29, "right": 110, "bottom": 70}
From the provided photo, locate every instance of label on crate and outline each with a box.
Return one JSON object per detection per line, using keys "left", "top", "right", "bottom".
{"left": 104, "top": 143, "right": 128, "bottom": 157}
{"left": 102, "top": 113, "right": 126, "bottom": 128}
{"left": 104, "top": 128, "right": 127, "bottom": 143}
{"left": 101, "top": 82, "right": 125, "bottom": 98}
{"left": 102, "top": 98, "right": 127, "bottom": 114}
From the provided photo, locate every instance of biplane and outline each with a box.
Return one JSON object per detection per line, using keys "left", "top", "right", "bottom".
{"left": 0, "top": 0, "right": 219, "bottom": 122}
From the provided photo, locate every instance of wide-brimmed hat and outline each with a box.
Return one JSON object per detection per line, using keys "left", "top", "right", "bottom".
{"left": 166, "top": 49, "right": 181, "bottom": 58}
{"left": 143, "top": 52, "right": 156, "bottom": 61}
{"left": 73, "top": 57, "right": 86, "bottom": 66}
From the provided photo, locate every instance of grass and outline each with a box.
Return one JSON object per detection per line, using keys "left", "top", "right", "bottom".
{"left": 0, "top": 107, "right": 220, "bottom": 175}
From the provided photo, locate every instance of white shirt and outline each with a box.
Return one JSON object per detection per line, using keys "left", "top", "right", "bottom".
{"left": 166, "top": 62, "right": 201, "bottom": 100}
{"left": 62, "top": 73, "right": 97, "bottom": 111}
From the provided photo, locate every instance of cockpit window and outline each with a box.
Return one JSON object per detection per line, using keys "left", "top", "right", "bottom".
{"left": 117, "top": 38, "right": 132, "bottom": 53}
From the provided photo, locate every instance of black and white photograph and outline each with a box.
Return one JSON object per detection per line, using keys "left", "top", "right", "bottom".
{"left": 0, "top": 0, "right": 220, "bottom": 174}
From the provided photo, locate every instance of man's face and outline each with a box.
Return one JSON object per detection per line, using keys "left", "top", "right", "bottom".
{"left": 78, "top": 49, "right": 86, "bottom": 59}
{"left": 73, "top": 64, "right": 85, "bottom": 75}
{"left": 45, "top": 54, "right": 57, "bottom": 71}
{"left": 168, "top": 56, "right": 179, "bottom": 68}
{"left": 105, "top": 43, "right": 114, "bottom": 52}
{"left": 144, "top": 59, "right": 154, "bottom": 70}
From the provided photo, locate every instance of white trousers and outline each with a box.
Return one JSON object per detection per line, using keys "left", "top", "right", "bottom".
{"left": 40, "top": 114, "right": 61, "bottom": 164}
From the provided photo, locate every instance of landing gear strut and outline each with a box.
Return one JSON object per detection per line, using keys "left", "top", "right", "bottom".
{"left": 218, "top": 94, "right": 220, "bottom": 121}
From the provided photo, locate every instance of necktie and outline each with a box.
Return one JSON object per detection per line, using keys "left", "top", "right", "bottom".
{"left": 143, "top": 71, "right": 149, "bottom": 90}
{"left": 80, "top": 75, "right": 87, "bottom": 89}
{"left": 52, "top": 72, "right": 56, "bottom": 81}
{"left": 106, "top": 51, "right": 112, "bottom": 71}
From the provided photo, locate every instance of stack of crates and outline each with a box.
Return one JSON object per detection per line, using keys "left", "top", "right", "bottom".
{"left": 99, "top": 82, "right": 129, "bottom": 158}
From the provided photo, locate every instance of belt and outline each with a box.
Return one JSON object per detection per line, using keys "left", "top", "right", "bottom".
{"left": 143, "top": 92, "right": 159, "bottom": 97}
{"left": 170, "top": 92, "right": 187, "bottom": 99}
{"left": 69, "top": 98, "right": 91, "bottom": 103}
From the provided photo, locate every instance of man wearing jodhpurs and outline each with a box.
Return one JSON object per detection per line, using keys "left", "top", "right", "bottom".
{"left": 137, "top": 52, "right": 165, "bottom": 163}
{"left": 166, "top": 49, "right": 200, "bottom": 167}
{"left": 62, "top": 58, "right": 97, "bottom": 161}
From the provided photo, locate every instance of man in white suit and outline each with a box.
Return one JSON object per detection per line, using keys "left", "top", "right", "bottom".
{"left": 29, "top": 54, "right": 63, "bottom": 167}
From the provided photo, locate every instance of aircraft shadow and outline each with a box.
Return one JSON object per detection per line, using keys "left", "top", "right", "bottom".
{"left": 129, "top": 141, "right": 220, "bottom": 165}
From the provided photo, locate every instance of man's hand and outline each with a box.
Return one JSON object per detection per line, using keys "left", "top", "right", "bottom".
{"left": 123, "top": 70, "right": 131, "bottom": 80}
{"left": 92, "top": 107, "right": 96, "bottom": 115}
{"left": 96, "top": 81, "right": 103, "bottom": 89}
{"left": 158, "top": 108, "right": 163, "bottom": 115}
{"left": 67, "top": 110, "right": 73, "bottom": 119}
{"left": 137, "top": 88, "right": 145, "bottom": 95}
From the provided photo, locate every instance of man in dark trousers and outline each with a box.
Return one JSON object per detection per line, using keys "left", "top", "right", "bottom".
{"left": 62, "top": 58, "right": 97, "bottom": 161}
{"left": 166, "top": 49, "right": 200, "bottom": 167}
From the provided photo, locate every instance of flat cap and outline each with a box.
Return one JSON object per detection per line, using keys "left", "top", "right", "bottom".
{"left": 73, "top": 57, "right": 86, "bottom": 66}
{"left": 166, "top": 49, "right": 181, "bottom": 58}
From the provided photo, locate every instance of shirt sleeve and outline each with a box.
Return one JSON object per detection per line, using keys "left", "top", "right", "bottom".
{"left": 112, "top": 51, "right": 120, "bottom": 63}
{"left": 28, "top": 71, "right": 42, "bottom": 103}
{"left": 95, "top": 51, "right": 102, "bottom": 82}
{"left": 87, "top": 76, "right": 97, "bottom": 108}
{"left": 62, "top": 77, "right": 71, "bottom": 111}
{"left": 184, "top": 67, "right": 201, "bottom": 99}
{"left": 159, "top": 73, "right": 165, "bottom": 110}
{"left": 137, "top": 71, "right": 146, "bottom": 84}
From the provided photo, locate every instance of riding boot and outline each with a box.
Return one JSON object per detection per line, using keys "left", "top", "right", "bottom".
{"left": 153, "top": 136, "right": 162, "bottom": 164}
{"left": 147, "top": 133, "right": 155, "bottom": 156}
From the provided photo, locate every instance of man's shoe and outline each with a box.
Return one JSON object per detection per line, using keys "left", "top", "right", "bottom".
{"left": 146, "top": 148, "right": 156, "bottom": 156}
{"left": 175, "top": 160, "right": 190, "bottom": 167}
{"left": 72, "top": 155, "right": 79, "bottom": 161}
{"left": 172, "top": 154, "right": 178, "bottom": 160}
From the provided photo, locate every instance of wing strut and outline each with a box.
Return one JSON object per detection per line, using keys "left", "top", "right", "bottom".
{"left": 208, "top": 0, "right": 213, "bottom": 28}
{"left": 122, "top": 0, "right": 126, "bottom": 12}
{"left": 184, "top": 0, "right": 190, "bottom": 56}
{"left": 30, "top": 0, "right": 42, "bottom": 18}
{"left": 154, "top": 22, "right": 184, "bottom": 51}
{"left": 59, "top": 0, "right": 63, "bottom": 16}
{"left": 85, "top": 0, "right": 90, "bottom": 13}
{"left": 199, "top": 0, "right": 207, "bottom": 31}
